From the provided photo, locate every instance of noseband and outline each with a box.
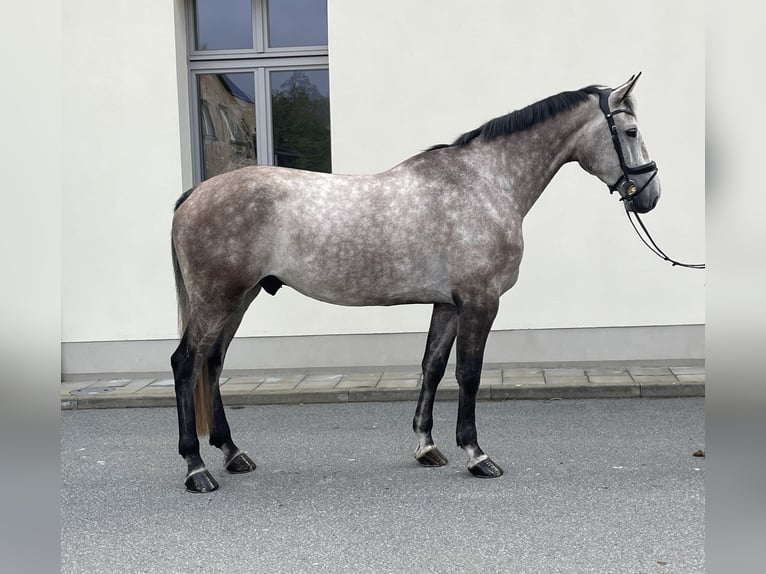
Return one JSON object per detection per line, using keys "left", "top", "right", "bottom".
{"left": 597, "top": 89, "right": 658, "bottom": 202}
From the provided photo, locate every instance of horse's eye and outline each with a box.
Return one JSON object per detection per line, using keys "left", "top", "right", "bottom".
{"left": 626, "top": 128, "right": 638, "bottom": 138}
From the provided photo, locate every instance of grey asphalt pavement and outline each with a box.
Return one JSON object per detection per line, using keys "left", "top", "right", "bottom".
{"left": 61, "top": 398, "right": 704, "bottom": 573}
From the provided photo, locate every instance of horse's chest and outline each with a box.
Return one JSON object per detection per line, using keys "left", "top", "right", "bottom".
{"left": 448, "top": 222, "right": 523, "bottom": 294}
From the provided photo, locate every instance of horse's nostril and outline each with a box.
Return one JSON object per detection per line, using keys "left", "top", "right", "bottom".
{"left": 651, "top": 195, "right": 659, "bottom": 209}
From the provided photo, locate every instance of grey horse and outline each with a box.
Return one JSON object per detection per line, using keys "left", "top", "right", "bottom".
{"left": 171, "top": 73, "right": 660, "bottom": 492}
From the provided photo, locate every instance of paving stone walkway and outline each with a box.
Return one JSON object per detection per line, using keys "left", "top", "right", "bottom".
{"left": 61, "top": 363, "right": 704, "bottom": 410}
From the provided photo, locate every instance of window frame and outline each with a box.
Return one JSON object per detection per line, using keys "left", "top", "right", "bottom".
{"left": 186, "top": 0, "right": 329, "bottom": 183}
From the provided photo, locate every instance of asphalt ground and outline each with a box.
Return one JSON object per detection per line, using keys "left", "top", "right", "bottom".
{"left": 61, "top": 397, "right": 704, "bottom": 573}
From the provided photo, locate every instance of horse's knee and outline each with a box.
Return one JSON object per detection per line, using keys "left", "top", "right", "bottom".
{"left": 422, "top": 355, "right": 449, "bottom": 382}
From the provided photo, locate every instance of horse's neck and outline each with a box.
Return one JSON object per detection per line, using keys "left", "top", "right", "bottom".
{"left": 486, "top": 108, "right": 591, "bottom": 216}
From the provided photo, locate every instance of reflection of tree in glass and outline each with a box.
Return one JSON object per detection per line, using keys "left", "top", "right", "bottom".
{"left": 272, "top": 72, "right": 331, "bottom": 173}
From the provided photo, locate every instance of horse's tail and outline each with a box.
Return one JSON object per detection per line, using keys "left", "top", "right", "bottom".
{"left": 172, "top": 188, "right": 212, "bottom": 436}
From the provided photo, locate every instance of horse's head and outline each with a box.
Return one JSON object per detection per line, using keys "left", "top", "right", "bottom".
{"left": 578, "top": 73, "right": 660, "bottom": 214}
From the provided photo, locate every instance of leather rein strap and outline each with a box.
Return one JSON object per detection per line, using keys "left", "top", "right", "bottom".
{"left": 625, "top": 210, "right": 705, "bottom": 269}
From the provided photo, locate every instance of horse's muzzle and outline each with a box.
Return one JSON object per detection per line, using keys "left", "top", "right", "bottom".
{"left": 626, "top": 191, "right": 660, "bottom": 213}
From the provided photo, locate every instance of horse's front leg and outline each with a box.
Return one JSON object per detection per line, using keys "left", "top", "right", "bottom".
{"left": 455, "top": 297, "right": 504, "bottom": 478}
{"left": 413, "top": 303, "right": 457, "bottom": 466}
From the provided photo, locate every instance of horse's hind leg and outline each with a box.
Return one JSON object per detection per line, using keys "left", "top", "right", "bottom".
{"left": 413, "top": 303, "right": 457, "bottom": 467}
{"left": 206, "top": 289, "right": 260, "bottom": 474}
{"left": 207, "top": 346, "right": 257, "bottom": 474}
{"left": 171, "top": 333, "right": 219, "bottom": 492}
{"left": 171, "top": 294, "right": 251, "bottom": 492}
{"left": 454, "top": 297, "right": 504, "bottom": 478}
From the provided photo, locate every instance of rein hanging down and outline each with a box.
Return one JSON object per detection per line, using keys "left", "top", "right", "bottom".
{"left": 624, "top": 210, "right": 705, "bottom": 270}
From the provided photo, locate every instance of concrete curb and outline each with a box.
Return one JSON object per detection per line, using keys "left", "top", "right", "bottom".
{"left": 61, "top": 368, "right": 704, "bottom": 410}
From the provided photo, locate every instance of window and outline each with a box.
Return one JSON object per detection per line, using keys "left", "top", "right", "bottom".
{"left": 188, "top": 0, "right": 330, "bottom": 182}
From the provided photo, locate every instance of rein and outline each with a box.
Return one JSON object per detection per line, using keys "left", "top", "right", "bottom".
{"left": 597, "top": 87, "right": 705, "bottom": 270}
{"left": 625, "top": 210, "right": 705, "bottom": 269}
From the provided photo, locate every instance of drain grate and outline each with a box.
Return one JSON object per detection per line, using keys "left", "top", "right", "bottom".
{"left": 71, "top": 386, "right": 116, "bottom": 395}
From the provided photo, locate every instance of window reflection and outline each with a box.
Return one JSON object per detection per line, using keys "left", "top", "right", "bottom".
{"left": 194, "top": 0, "right": 253, "bottom": 51}
{"left": 198, "top": 73, "right": 257, "bottom": 179}
{"left": 267, "top": 0, "right": 328, "bottom": 48}
{"left": 271, "top": 69, "right": 331, "bottom": 172}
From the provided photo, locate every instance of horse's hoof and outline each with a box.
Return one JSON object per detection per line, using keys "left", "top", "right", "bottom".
{"left": 224, "top": 450, "right": 256, "bottom": 474}
{"left": 415, "top": 445, "right": 449, "bottom": 467}
{"left": 467, "top": 457, "right": 504, "bottom": 478}
{"left": 185, "top": 468, "right": 219, "bottom": 492}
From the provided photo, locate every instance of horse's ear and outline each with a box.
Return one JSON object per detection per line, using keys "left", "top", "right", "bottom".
{"left": 611, "top": 72, "right": 642, "bottom": 102}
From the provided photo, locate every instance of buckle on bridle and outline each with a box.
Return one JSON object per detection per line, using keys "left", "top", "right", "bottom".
{"left": 608, "top": 175, "right": 637, "bottom": 198}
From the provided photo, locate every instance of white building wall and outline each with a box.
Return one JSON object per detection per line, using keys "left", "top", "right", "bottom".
{"left": 61, "top": 0, "right": 704, "bottom": 372}
{"left": 62, "top": 0, "right": 188, "bottom": 342}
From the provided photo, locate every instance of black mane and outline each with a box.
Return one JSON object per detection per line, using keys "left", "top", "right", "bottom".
{"left": 427, "top": 85, "right": 603, "bottom": 151}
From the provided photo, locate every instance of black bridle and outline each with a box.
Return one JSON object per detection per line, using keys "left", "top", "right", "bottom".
{"left": 597, "top": 88, "right": 658, "bottom": 201}
{"left": 597, "top": 88, "right": 704, "bottom": 270}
